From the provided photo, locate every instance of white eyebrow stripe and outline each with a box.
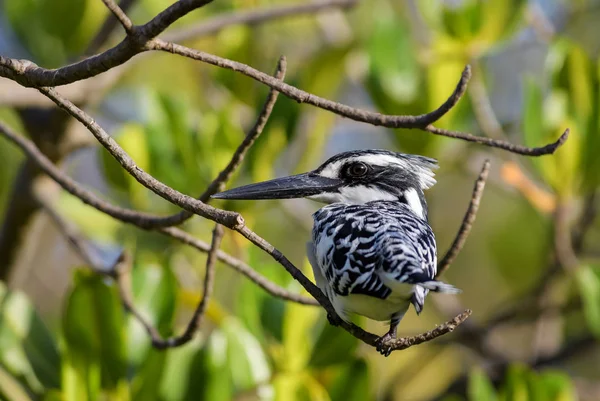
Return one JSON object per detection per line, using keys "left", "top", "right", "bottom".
{"left": 316, "top": 154, "right": 437, "bottom": 190}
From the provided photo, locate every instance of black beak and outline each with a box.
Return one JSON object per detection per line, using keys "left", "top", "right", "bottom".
{"left": 211, "top": 173, "right": 342, "bottom": 200}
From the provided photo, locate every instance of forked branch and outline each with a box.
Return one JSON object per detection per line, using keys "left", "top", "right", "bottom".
{"left": 0, "top": 0, "right": 571, "bottom": 356}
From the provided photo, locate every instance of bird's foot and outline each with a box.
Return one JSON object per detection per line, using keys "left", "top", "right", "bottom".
{"left": 375, "top": 332, "right": 396, "bottom": 357}
{"left": 326, "top": 313, "right": 339, "bottom": 326}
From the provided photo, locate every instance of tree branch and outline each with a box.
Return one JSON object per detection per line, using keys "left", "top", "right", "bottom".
{"left": 160, "top": 226, "right": 318, "bottom": 305}
{"left": 151, "top": 39, "right": 569, "bottom": 155}
{"left": 86, "top": 0, "right": 138, "bottom": 55}
{"left": 144, "top": 56, "right": 287, "bottom": 228}
{"left": 101, "top": 0, "right": 134, "bottom": 33}
{"left": 0, "top": 121, "right": 316, "bottom": 305}
{"left": 151, "top": 224, "right": 224, "bottom": 348}
{"left": 35, "top": 86, "right": 243, "bottom": 228}
{"left": 164, "top": 0, "right": 359, "bottom": 43}
{"left": 437, "top": 160, "right": 490, "bottom": 277}
{"left": 0, "top": 0, "right": 215, "bottom": 87}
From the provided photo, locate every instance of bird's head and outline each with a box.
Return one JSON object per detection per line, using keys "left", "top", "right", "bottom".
{"left": 212, "top": 149, "right": 438, "bottom": 219}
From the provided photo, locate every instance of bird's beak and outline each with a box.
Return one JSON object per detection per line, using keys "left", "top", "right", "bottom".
{"left": 211, "top": 172, "right": 342, "bottom": 200}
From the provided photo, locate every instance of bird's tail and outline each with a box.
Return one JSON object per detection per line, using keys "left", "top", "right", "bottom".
{"left": 417, "top": 280, "right": 462, "bottom": 294}
{"left": 411, "top": 280, "right": 461, "bottom": 315}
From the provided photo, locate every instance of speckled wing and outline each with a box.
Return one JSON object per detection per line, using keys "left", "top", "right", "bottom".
{"left": 311, "top": 201, "right": 437, "bottom": 309}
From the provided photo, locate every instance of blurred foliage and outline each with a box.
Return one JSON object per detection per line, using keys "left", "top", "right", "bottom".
{"left": 0, "top": 0, "right": 600, "bottom": 401}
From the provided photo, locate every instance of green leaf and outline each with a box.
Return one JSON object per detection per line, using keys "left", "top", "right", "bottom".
{"left": 308, "top": 318, "right": 358, "bottom": 368}
{"left": 221, "top": 317, "right": 271, "bottom": 394}
{"left": 367, "top": 7, "right": 419, "bottom": 105}
{"left": 39, "top": 0, "right": 86, "bottom": 47}
{"left": 329, "top": 359, "right": 370, "bottom": 401}
{"left": 500, "top": 365, "right": 529, "bottom": 401}
{"left": 538, "top": 370, "right": 577, "bottom": 401}
{"left": 131, "top": 350, "right": 168, "bottom": 401}
{"left": 0, "top": 365, "right": 34, "bottom": 401}
{"left": 523, "top": 77, "right": 544, "bottom": 152}
{"left": 127, "top": 263, "right": 178, "bottom": 368}
{"left": 158, "top": 338, "right": 205, "bottom": 401}
{"left": 62, "top": 270, "right": 127, "bottom": 392}
{"left": 0, "top": 282, "right": 61, "bottom": 393}
{"left": 468, "top": 368, "right": 497, "bottom": 401}
{"left": 575, "top": 265, "right": 600, "bottom": 338}
{"left": 184, "top": 332, "right": 233, "bottom": 401}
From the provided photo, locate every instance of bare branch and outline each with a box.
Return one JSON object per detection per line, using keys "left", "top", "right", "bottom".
{"left": 151, "top": 40, "right": 570, "bottom": 156}
{"left": 0, "top": 121, "right": 315, "bottom": 305}
{"left": 113, "top": 252, "right": 165, "bottom": 341}
{"left": 87, "top": 0, "right": 137, "bottom": 54}
{"left": 146, "top": 56, "right": 287, "bottom": 228}
{"left": 423, "top": 125, "right": 570, "bottom": 156}
{"left": 154, "top": 39, "right": 468, "bottom": 128}
{"left": 101, "top": 0, "right": 134, "bottom": 33}
{"left": 164, "top": 0, "right": 359, "bottom": 43}
{"left": 386, "top": 309, "right": 472, "bottom": 350}
{"left": 161, "top": 226, "right": 318, "bottom": 305}
{"left": 236, "top": 225, "right": 470, "bottom": 352}
{"left": 0, "top": 0, "right": 214, "bottom": 87}
{"left": 152, "top": 224, "right": 224, "bottom": 348}
{"left": 35, "top": 191, "right": 99, "bottom": 270}
{"left": 35, "top": 87, "right": 243, "bottom": 228}
{"left": 437, "top": 160, "right": 491, "bottom": 277}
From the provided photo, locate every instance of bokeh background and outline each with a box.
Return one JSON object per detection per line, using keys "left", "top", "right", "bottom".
{"left": 1, "top": 0, "right": 600, "bottom": 400}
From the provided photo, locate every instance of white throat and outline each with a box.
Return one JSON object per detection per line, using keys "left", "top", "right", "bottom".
{"left": 308, "top": 186, "right": 426, "bottom": 219}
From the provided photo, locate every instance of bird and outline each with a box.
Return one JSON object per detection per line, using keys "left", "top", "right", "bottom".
{"left": 212, "top": 149, "right": 461, "bottom": 356}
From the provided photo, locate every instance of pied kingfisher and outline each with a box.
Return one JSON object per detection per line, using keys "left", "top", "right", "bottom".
{"left": 213, "top": 149, "right": 460, "bottom": 356}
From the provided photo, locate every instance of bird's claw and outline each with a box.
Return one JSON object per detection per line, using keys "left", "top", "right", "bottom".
{"left": 375, "top": 333, "right": 395, "bottom": 357}
{"left": 326, "top": 313, "right": 339, "bottom": 326}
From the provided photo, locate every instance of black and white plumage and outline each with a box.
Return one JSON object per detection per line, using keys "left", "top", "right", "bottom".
{"left": 213, "top": 149, "right": 460, "bottom": 356}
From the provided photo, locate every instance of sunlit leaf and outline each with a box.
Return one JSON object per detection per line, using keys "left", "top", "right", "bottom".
{"left": 0, "top": 282, "right": 60, "bottom": 393}
{"left": 499, "top": 365, "right": 530, "bottom": 401}
{"left": 222, "top": 318, "right": 272, "bottom": 395}
{"left": 127, "top": 263, "right": 178, "bottom": 368}
{"left": 185, "top": 331, "right": 233, "bottom": 401}
{"left": 468, "top": 368, "right": 497, "bottom": 401}
{"left": 538, "top": 370, "right": 577, "bottom": 401}
{"left": 0, "top": 365, "right": 34, "bottom": 401}
{"left": 62, "top": 270, "right": 127, "bottom": 392}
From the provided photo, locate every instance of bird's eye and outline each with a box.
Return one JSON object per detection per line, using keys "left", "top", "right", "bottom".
{"left": 346, "top": 162, "right": 368, "bottom": 177}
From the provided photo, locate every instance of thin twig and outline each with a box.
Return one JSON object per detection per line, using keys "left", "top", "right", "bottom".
{"left": 164, "top": 0, "right": 359, "bottom": 42}
{"left": 101, "top": 0, "right": 134, "bottom": 33}
{"left": 236, "top": 225, "right": 471, "bottom": 352}
{"left": 114, "top": 252, "right": 165, "bottom": 340}
{"left": 152, "top": 224, "right": 224, "bottom": 348}
{"left": 150, "top": 39, "right": 570, "bottom": 156}
{"left": 0, "top": 112, "right": 469, "bottom": 354}
{"left": 154, "top": 40, "right": 468, "bottom": 129}
{"left": 437, "top": 160, "right": 490, "bottom": 277}
{"left": 161, "top": 226, "right": 318, "bottom": 305}
{"left": 87, "top": 0, "right": 137, "bottom": 54}
{"left": 423, "top": 125, "right": 570, "bottom": 157}
{"left": 35, "top": 192, "right": 99, "bottom": 270}
{"left": 36, "top": 86, "right": 243, "bottom": 229}
{"left": 0, "top": 0, "right": 215, "bottom": 87}
{"left": 145, "top": 56, "right": 287, "bottom": 228}
{"left": 1, "top": 40, "right": 569, "bottom": 155}
{"left": 0, "top": 121, "right": 316, "bottom": 305}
